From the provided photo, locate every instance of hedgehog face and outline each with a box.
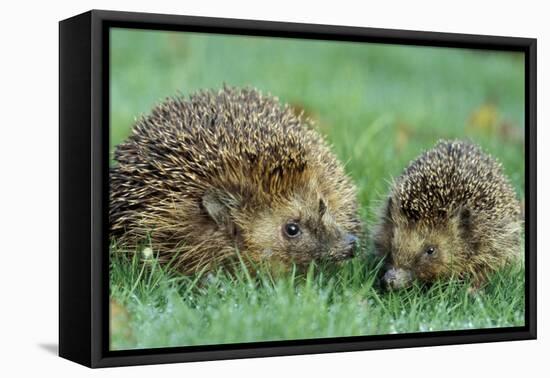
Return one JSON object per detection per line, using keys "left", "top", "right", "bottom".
{"left": 243, "top": 196, "right": 358, "bottom": 267}
{"left": 383, "top": 224, "right": 456, "bottom": 288}
{"left": 378, "top": 202, "right": 468, "bottom": 289}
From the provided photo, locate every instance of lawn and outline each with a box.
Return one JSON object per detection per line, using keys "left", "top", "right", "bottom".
{"left": 109, "top": 28, "right": 526, "bottom": 350}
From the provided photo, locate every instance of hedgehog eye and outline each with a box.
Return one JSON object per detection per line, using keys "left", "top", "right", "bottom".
{"left": 425, "top": 246, "right": 436, "bottom": 256}
{"left": 284, "top": 222, "right": 301, "bottom": 238}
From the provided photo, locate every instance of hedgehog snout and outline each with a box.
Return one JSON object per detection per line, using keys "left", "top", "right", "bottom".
{"left": 344, "top": 234, "right": 358, "bottom": 258}
{"left": 382, "top": 267, "right": 414, "bottom": 290}
{"left": 330, "top": 233, "right": 357, "bottom": 260}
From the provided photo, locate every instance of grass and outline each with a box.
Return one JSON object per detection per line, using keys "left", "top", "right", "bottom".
{"left": 109, "top": 28, "right": 526, "bottom": 350}
{"left": 110, "top": 249, "right": 525, "bottom": 350}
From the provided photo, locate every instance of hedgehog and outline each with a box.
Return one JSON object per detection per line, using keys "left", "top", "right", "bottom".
{"left": 110, "top": 86, "right": 361, "bottom": 274}
{"left": 373, "top": 140, "right": 522, "bottom": 289}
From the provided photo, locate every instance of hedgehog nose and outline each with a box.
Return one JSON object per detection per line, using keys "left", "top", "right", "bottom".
{"left": 344, "top": 234, "right": 358, "bottom": 257}
{"left": 383, "top": 269, "right": 397, "bottom": 288}
{"left": 346, "top": 234, "right": 358, "bottom": 247}
{"left": 383, "top": 268, "right": 413, "bottom": 290}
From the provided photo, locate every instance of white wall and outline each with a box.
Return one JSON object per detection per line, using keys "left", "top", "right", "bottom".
{"left": 1, "top": 0, "right": 546, "bottom": 376}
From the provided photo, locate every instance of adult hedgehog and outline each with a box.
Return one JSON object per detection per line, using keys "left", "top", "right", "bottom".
{"left": 373, "top": 140, "right": 522, "bottom": 289}
{"left": 110, "top": 87, "right": 361, "bottom": 274}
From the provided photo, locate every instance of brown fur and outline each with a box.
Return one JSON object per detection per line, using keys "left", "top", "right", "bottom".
{"left": 110, "top": 87, "right": 361, "bottom": 274}
{"left": 373, "top": 140, "right": 522, "bottom": 288}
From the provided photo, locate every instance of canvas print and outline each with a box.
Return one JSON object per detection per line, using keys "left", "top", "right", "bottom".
{"left": 108, "top": 28, "right": 525, "bottom": 351}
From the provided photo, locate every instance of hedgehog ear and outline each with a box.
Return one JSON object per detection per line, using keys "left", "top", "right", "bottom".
{"left": 384, "top": 197, "right": 394, "bottom": 220}
{"left": 319, "top": 198, "right": 327, "bottom": 218}
{"left": 453, "top": 207, "right": 472, "bottom": 231}
{"left": 202, "top": 191, "right": 235, "bottom": 229}
{"left": 459, "top": 208, "right": 471, "bottom": 228}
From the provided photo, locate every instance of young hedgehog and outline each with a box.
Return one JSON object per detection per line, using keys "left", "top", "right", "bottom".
{"left": 110, "top": 87, "right": 361, "bottom": 274}
{"left": 373, "top": 140, "right": 522, "bottom": 289}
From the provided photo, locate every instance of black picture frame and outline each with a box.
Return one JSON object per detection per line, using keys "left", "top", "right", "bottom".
{"left": 59, "top": 9, "right": 537, "bottom": 368}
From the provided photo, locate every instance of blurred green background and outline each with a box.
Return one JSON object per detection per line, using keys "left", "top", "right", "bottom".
{"left": 109, "top": 28, "right": 525, "bottom": 350}
{"left": 110, "top": 28, "right": 525, "bottom": 217}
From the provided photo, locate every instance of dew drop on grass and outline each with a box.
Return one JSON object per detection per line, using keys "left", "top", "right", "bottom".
{"left": 460, "top": 321, "right": 475, "bottom": 329}
{"left": 142, "top": 247, "right": 153, "bottom": 259}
